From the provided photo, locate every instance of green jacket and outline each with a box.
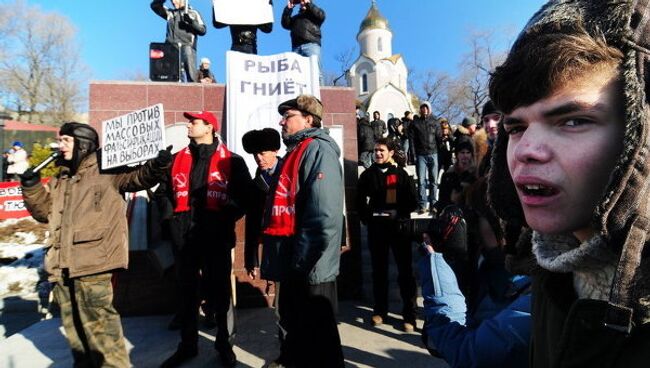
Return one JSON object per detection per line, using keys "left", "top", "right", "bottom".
{"left": 22, "top": 153, "right": 165, "bottom": 281}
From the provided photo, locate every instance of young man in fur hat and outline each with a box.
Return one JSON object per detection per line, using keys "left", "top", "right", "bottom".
{"left": 264, "top": 94, "right": 344, "bottom": 367}
{"left": 158, "top": 111, "right": 252, "bottom": 368}
{"left": 486, "top": 0, "right": 650, "bottom": 366}
{"left": 20, "top": 122, "right": 172, "bottom": 367}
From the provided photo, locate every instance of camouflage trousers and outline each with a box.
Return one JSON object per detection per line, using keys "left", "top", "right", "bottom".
{"left": 54, "top": 272, "right": 130, "bottom": 368}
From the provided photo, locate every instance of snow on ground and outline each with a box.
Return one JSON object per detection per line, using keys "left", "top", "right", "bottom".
{"left": 0, "top": 218, "right": 46, "bottom": 301}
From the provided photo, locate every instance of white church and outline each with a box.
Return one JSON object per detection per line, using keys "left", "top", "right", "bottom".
{"left": 346, "top": 1, "right": 417, "bottom": 120}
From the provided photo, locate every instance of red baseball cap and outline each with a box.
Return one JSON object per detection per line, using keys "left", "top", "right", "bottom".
{"left": 183, "top": 111, "right": 219, "bottom": 132}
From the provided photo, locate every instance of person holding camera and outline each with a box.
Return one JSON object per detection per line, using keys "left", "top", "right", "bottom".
{"left": 151, "top": 0, "right": 206, "bottom": 82}
{"left": 357, "top": 137, "right": 418, "bottom": 332}
{"left": 282, "top": 0, "right": 325, "bottom": 79}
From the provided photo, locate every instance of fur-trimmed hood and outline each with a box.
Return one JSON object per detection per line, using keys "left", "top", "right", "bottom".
{"left": 488, "top": 0, "right": 650, "bottom": 323}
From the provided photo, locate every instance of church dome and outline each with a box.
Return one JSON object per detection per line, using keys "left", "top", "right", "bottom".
{"left": 358, "top": 2, "right": 391, "bottom": 36}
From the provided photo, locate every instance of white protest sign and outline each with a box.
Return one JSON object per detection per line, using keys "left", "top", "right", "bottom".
{"left": 101, "top": 104, "right": 166, "bottom": 169}
{"left": 226, "top": 50, "right": 320, "bottom": 176}
{"left": 213, "top": 0, "right": 274, "bottom": 25}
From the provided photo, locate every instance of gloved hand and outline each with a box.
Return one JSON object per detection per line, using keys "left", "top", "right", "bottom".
{"left": 154, "top": 145, "right": 173, "bottom": 169}
{"left": 182, "top": 12, "right": 195, "bottom": 24}
{"left": 19, "top": 168, "right": 41, "bottom": 188}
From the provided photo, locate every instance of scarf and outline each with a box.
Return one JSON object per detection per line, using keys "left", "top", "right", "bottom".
{"left": 171, "top": 143, "right": 231, "bottom": 213}
{"left": 263, "top": 137, "right": 313, "bottom": 236}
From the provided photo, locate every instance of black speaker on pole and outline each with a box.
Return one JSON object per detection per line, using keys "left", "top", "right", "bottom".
{"left": 149, "top": 42, "right": 180, "bottom": 82}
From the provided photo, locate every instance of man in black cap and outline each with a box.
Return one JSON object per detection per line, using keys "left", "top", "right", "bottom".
{"left": 20, "top": 122, "right": 172, "bottom": 367}
{"left": 263, "top": 94, "right": 344, "bottom": 367}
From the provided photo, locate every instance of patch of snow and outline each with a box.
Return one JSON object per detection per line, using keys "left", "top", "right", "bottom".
{"left": 0, "top": 245, "right": 45, "bottom": 299}
{"left": 14, "top": 232, "right": 38, "bottom": 245}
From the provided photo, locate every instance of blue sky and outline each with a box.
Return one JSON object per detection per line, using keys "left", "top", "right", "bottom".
{"left": 9, "top": 0, "right": 546, "bottom": 85}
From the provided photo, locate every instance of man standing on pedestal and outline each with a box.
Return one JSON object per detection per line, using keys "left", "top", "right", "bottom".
{"left": 151, "top": 0, "right": 206, "bottom": 83}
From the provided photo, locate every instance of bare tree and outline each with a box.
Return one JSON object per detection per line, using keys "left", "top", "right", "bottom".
{"left": 0, "top": 0, "right": 88, "bottom": 124}
{"left": 330, "top": 46, "right": 356, "bottom": 86}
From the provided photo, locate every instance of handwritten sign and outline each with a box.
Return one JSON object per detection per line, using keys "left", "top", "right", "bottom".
{"left": 101, "top": 104, "right": 166, "bottom": 169}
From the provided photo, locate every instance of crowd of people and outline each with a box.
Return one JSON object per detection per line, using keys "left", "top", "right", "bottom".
{"left": 16, "top": 0, "right": 650, "bottom": 367}
{"left": 150, "top": 0, "right": 325, "bottom": 83}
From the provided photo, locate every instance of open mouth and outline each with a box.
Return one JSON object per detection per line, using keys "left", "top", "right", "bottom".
{"left": 519, "top": 184, "right": 558, "bottom": 197}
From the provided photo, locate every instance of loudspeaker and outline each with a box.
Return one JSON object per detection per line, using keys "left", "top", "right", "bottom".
{"left": 149, "top": 42, "right": 179, "bottom": 82}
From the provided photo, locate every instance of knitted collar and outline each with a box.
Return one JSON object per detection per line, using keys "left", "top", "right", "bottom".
{"left": 532, "top": 232, "right": 618, "bottom": 301}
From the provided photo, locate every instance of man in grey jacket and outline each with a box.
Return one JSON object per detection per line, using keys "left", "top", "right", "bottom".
{"left": 263, "top": 94, "right": 344, "bottom": 367}
{"left": 151, "top": 0, "right": 206, "bottom": 82}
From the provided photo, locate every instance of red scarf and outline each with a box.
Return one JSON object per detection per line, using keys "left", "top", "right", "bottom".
{"left": 171, "top": 143, "right": 231, "bottom": 213}
{"left": 264, "top": 137, "right": 314, "bottom": 236}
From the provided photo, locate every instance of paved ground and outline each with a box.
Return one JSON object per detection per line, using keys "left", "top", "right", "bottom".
{"left": 0, "top": 300, "right": 448, "bottom": 368}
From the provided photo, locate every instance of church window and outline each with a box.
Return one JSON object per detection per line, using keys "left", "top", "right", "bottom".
{"left": 361, "top": 73, "right": 368, "bottom": 93}
{"left": 378, "top": 37, "right": 383, "bottom": 52}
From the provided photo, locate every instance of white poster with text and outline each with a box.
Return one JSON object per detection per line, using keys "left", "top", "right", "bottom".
{"left": 212, "top": 0, "right": 274, "bottom": 25}
{"left": 226, "top": 51, "right": 320, "bottom": 175}
{"left": 101, "top": 104, "right": 166, "bottom": 169}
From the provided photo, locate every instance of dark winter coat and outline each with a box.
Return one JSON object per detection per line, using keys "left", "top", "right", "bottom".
{"left": 356, "top": 162, "right": 417, "bottom": 224}
{"left": 281, "top": 2, "right": 325, "bottom": 48}
{"left": 357, "top": 118, "right": 375, "bottom": 153}
{"left": 371, "top": 119, "right": 387, "bottom": 141}
{"left": 151, "top": 0, "right": 206, "bottom": 49}
{"left": 409, "top": 114, "right": 441, "bottom": 155}
{"left": 157, "top": 141, "right": 252, "bottom": 250}
{"left": 22, "top": 153, "right": 166, "bottom": 281}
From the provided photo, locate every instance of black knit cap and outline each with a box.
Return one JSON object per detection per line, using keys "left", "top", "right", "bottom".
{"left": 454, "top": 137, "right": 475, "bottom": 155}
{"left": 242, "top": 128, "right": 281, "bottom": 154}
{"left": 481, "top": 100, "right": 497, "bottom": 119}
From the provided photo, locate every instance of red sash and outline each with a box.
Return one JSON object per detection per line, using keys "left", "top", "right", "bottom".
{"left": 264, "top": 137, "right": 314, "bottom": 236}
{"left": 171, "top": 144, "right": 231, "bottom": 213}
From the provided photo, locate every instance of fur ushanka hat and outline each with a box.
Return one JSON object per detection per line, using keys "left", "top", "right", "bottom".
{"left": 488, "top": 0, "right": 650, "bottom": 325}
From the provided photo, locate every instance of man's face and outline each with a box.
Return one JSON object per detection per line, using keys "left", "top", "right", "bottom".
{"left": 254, "top": 150, "right": 278, "bottom": 170}
{"left": 420, "top": 105, "right": 429, "bottom": 117}
{"left": 467, "top": 124, "right": 477, "bottom": 135}
{"left": 456, "top": 149, "right": 473, "bottom": 170}
{"left": 172, "top": 0, "right": 184, "bottom": 9}
{"left": 279, "top": 109, "right": 311, "bottom": 138}
{"left": 504, "top": 69, "right": 623, "bottom": 240}
{"left": 187, "top": 119, "right": 212, "bottom": 140}
{"left": 373, "top": 112, "right": 380, "bottom": 120}
{"left": 58, "top": 135, "right": 75, "bottom": 161}
{"left": 201, "top": 62, "right": 210, "bottom": 70}
{"left": 374, "top": 144, "right": 394, "bottom": 164}
{"left": 483, "top": 113, "right": 501, "bottom": 140}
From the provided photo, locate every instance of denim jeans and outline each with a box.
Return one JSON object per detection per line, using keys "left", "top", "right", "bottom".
{"left": 180, "top": 45, "right": 198, "bottom": 83}
{"left": 416, "top": 154, "right": 438, "bottom": 208}
{"left": 293, "top": 42, "right": 322, "bottom": 84}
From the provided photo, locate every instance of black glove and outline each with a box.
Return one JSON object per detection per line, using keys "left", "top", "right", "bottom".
{"left": 154, "top": 145, "right": 173, "bottom": 168}
{"left": 182, "top": 12, "right": 194, "bottom": 25}
{"left": 20, "top": 168, "right": 41, "bottom": 188}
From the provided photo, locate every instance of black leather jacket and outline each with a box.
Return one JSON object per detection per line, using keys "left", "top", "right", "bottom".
{"left": 281, "top": 2, "right": 326, "bottom": 48}
{"left": 409, "top": 115, "right": 441, "bottom": 155}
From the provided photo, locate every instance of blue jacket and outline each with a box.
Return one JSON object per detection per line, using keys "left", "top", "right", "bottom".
{"left": 419, "top": 252, "right": 531, "bottom": 368}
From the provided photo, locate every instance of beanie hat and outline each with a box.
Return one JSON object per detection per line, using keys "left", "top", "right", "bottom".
{"left": 454, "top": 137, "right": 475, "bottom": 155}
{"left": 242, "top": 128, "right": 281, "bottom": 154}
{"left": 481, "top": 100, "right": 497, "bottom": 119}
{"left": 12, "top": 141, "right": 23, "bottom": 148}
{"left": 461, "top": 117, "right": 477, "bottom": 127}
